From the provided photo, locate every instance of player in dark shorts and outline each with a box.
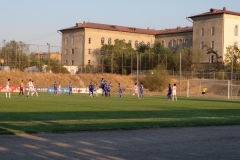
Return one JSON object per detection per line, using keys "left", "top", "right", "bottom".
{"left": 19, "top": 80, "right": 24, "bottom": 95}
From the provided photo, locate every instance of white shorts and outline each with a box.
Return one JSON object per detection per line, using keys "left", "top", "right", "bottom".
{"left": 172, "top": 91, "right": 177, "bottom": 96}
{"left": 6, "top": 87, "right": 10, "bottom": 92}
{"left": 29, "top": 87, "right": 34, "bottom": 92}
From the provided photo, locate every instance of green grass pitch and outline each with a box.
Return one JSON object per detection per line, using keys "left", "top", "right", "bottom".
{"left": 0, "top": 93, "right": 240, "bottom": 134}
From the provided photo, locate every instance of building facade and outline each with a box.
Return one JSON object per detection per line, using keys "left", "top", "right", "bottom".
{"left": 59, "top": 7, "right": 240, "bottom": 71}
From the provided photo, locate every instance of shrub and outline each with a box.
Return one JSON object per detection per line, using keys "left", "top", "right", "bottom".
{"left": 143, "top": 65, "right": 169, "bottom": 92}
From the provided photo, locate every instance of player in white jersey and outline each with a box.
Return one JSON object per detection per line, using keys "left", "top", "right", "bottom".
{"left": 172, "top": 84, "right": 177, "bottom": 101}
{"left": 5, "top": 79, "right": 11, "bottom": 98}
{"left": 132, "top": 83, "right": 140, "bottom": 99}
{"left": 27, "top": 79, "right": 33, "bottom": 97}
{"left": 31, "top": 80, "right": 38, "bottom": 97}
{"left": 57, "top": 82, "right": 61, "bottom": 95}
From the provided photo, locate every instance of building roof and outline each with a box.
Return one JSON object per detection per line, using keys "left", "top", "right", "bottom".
{"left": 59, "top": 22, "right": 157, "bottom": 35}
{"left": 188, "top": 7, "right": 240, "bottom": 19}
{"left": 156, "top": 26, "right": 193, "bottom": 35}
{"left": 59, "top": 22, "right": 193, "bottom": 36}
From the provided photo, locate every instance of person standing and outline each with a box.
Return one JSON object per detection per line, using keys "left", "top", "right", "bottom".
{"left": 19, "top": 80, "right": 24, "bottom": 96}
{"left": 101, "top": 78, "right": 105, "bottom": 96}
{"left": 167, "top": 84, "right": 172, "bottom": 101}
{"left": 89, "top": 82, "right": 94, "bottom": 97}
{"left": 172, "top": 84, "right": 177, "bottom": 101}
{"left": 27, "top": 79, "right": 33, "bottom": 97}
{"left": 53, "top": 81, "right": 58, "bottom": 95}
{"left": 5, "top": 79, "right": 11, "bottom": 98}
{"left": 201, "top": 87, "right": 207, "bottom": 98}
{"left": 118, "top": 83, "right": 123, "bottom": 98}
{"left": 31, "top": 80, "right": 38, "bottom": 97}
{"left": 94, "top": 83, "right": 99, "bottom": 97}
{"left": 69, "top": 82, "right": 73, "bottom": 96}
{"left": 58, "top": 82, "right": 61, "bottom": 95}
{"left": 132, "top": 83, "right": 140, "bottom": 99}
{"left": 140, "top": 83, "right": 144, "bottom": 99}
{"left": 107, "top": 82, "right": 112, "bottom": 97}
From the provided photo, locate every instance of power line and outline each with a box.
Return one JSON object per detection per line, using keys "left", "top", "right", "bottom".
{"left": 25, "top": 32, "right": 58, "bottom": 43}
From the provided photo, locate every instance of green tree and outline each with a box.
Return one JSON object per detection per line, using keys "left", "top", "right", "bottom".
{"left": 143, "top": 65, "right": 169, "bottom": 92}
{"left": 224, "top": 45, "right": 240, "bottom": 72}
{"left": 174, "top": 47, "right": 204, "bottom": 71}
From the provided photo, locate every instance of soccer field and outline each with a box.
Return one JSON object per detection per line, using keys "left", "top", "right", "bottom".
{"left": 0, "top": 93, "right": 240, "bottom": 134}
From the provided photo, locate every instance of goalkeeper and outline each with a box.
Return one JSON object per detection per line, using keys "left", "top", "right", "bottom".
{"left": 201, "top": 87, "right": 207, "bottom": 98}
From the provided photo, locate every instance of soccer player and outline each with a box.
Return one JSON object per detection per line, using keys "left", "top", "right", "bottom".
{"left": 101, "top": 78, "right": 105, "bottom": 96}
{"left": 107, "top": 82, "right": 112, "bottom": 97}
{"left": 27, "top": 79, "right": 33, "bottom": 97}
{"left": 132, "top": 83, "right": 140, "bottom": 99}
{"left": 118, "top": 83, "right": 123, "bottom": 98}
{"left": 104, "top": 80, "right": 108, "bottom": 97}
{"left": 94, "top": 83, "right": 99, "bottom": 97}
{"left": 140, "top": 83, "right": 144, "bottom": 99}
{"left": 58, "top": 82, "right": 61, "bottom": 95}
{"left": 5, "top": 79, "right": 11, "bottom": 98}
{"left": 69, "top": 82, "right": 73, "bottom": 96}
{"left": 31, "top": 80, "right": 38, "bottom": 97}
{"left": 172, "top": 84, "right": 177, "bottom": 101}
{"left": 167, "top": 84, "right": 172, "bottom": 101}
{"left": 53, "top": 81, "right": 58, "bottom": 95}
{"left": 201, "top": 87, "right": 207, "bottom": 98}
{"left": 19, "top": 80, "right": 24, "bottom": 96}
{"left": 89, "top": 82, "right": 94, "bottom": 97}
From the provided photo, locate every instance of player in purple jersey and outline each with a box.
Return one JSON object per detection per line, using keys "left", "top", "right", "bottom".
{"left": 118, "top": 83, "right": 122, "bottom": 98}
{"left": 140, "top": 83, "right": 144, "bottom": 99}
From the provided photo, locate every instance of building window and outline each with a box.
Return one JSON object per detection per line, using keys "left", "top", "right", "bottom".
{"left": 72, "top": 49, "right": 74, "bottom": 54}
{"left": 135, "top": 40, "right": 138, "bottom": 47}
{"left": 173, "top": 40, "right": 176, "bottom": 48}
{"left": 65, "top": 37, "right": 68, "bottom": 45}
{"left": 211, "top": 27, "right": 215, "bottom": 36}
{"left": 65, "top": 60, "right": 68, "bottom": 64}
{"left": 211, "top": 55, "right": 214, "bottom": 63}
{"left": 179, "top": 39, "right": 183, "bottom": 46}
{"left": 88, "top": 49, "right": 91, "bottom": 54}
{"left": 65, "top": 49, "right": 68, "bottom": 55}
{"left": 88, "top": 60, "right": 91, "bottom": 65}
{"left": 185, "top": 39, "right": 188, "bottom": 46}
{"left": 234, "top": 42, "right": 238, "bottom": 47}
{"left": 71, "top": 60, "right": 74, "bottom": 65}
{"left": 201, "top": 28, "right": 204, "bottom": 36}
{"left": 128, "top": 40, "right": 132, "bottom": 44}
{"left": 72, "top": 37, "right": 74, "bottom": 45}
{"left": 161, "top": 41, "right": 164, "bottom": 47}
{"left": 201, "top": 42, "right": 204, "bottom": 50}
{"left": 235, "top": 25, "right": 238, "bottom": 36}
{"left": 89, "top": 38, "right": 91, "bottom": 44}
{"left": 108, "top": 38, "right": 112, "bottom": 45}
{"left": 101, "top": 37, "right": 104, "bottom": 45}
{"left": 147, "top": 42, "right": 150, "bottom": 47}
{"left": 211, "top": 41, "right": 214, "bottom": 49}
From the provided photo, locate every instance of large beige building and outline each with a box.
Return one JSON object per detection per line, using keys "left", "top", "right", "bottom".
{"left": 59, "top": 7, "right": 240, "bottom": 71}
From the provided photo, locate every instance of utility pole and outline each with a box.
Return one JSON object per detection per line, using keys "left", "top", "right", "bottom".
{"left": 231, "top": 49, "right": 234, "bottom": 98}
{"left": 47, "top": 43, "right": 50, "bottom": 73}
{"left": 180, "top": 52, "right": 182, "bottom": 96}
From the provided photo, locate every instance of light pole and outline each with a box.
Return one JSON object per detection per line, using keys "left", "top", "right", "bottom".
{"left": 47, "top": 43, "right": 50, "bottom": 72}
{"left": 179, "top": 52, "right": 182, "bottom": 96}
{"left": 231, "top": 49, "right": 234, "bottom": 98}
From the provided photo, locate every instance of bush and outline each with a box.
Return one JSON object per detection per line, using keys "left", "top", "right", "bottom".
{"left": 143, "top": 65, "right": 169, "bottom": 92}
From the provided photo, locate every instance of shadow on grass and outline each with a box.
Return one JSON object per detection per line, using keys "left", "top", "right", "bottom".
{"left": 0, "top": 109, "right": 240, "bottom": 134}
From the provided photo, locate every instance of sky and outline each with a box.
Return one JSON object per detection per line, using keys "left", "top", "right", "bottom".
{"left": 0, "top": 0, "right": 240, "bottom": 52}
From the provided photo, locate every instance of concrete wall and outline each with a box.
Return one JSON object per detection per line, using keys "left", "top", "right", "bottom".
{"left": 192, "top": 14, "right": 224, "bottom": 63}
{"left": 155, "top": 31, "right": 193, "bottom": 52}
{"left": 84, "top": 28, "right": 155, "bottom": 65}
{"left": 223, "top": 14, "right": 240, "bottom": 60}
{"left": 61, "top": 29, "right": 84, "bottom": 66}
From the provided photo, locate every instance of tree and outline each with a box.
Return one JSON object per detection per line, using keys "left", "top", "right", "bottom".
{"left": 224, "top": 45, "right": 240, "bottom": 72}
{"left": 174, "top": 47, "right": 204, "bottom": 71}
